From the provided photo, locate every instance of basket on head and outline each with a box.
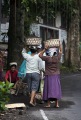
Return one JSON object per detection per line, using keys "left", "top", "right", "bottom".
{"left": 26, "top": 35, "right": 42, "bottom": 46}
{"left": 44, "top": 39, "right": 60, "bottom": 48}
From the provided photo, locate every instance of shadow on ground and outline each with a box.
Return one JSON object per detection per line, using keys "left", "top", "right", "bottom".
{"left": 9, "top": 94, "right": 75, "bottom": 110}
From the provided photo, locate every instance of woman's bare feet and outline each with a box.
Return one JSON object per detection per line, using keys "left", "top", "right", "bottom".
{"left": 44, "top": 105, "right": 50, "bottom": 108}
{"left": 29, "top": 102, "right": 35, "bottom": 107}
{"left": 44, "top": 100, "right": 50, "bottom": 108}
{"left": 55, "top": 99, "right": 59, "bottom": 108}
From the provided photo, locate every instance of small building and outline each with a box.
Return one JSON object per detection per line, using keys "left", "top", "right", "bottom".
{"left": 0, "top": 22, "right": 9, "bottom": 43}
{"left": 0, "top": 0, "right": 9, "bottom": 43}
{"left": 0, "top": 0, "right": 8, "bottom": 69}
{"left": 30, "top": 12, "right": 67, "bottom": 63}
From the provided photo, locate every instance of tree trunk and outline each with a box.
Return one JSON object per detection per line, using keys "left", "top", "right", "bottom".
{"left": 66, "top": 9, "right": 80, "bottom": 68}
{"left": 12, "top": 0, "right": 24, "bottom": 68}
{"left": 8, "top": 0, "right": 16, "bottom": 69}
{"left": 8, "top": 0, "right": 24, "bottom": 69}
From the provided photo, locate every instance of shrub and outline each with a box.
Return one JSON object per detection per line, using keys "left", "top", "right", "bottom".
{"left": 0, "top": 81, "right": 14, "bottom": 111}
{"left": 60, "top": 65, "right": 78, "bottom": 73}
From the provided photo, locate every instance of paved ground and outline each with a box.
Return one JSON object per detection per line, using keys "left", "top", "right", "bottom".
{"left": 26, "top": 73, "right": 81, "bottom": 120}
{"left": 1, "top": 73, "right": 81, "bottom": 120}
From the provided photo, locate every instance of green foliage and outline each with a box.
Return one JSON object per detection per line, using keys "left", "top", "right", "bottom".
{"left": 21, "top": 0, "right": 79, "bottom": 36}
{"left": 2, "top": 0, "right": 80, "bottom": 36}
{"left": 2, "top": 0, "right": 79, "bottom": 20}
{"left": 1, "top": 0, "right": 10, "bottom": 16}
{"left": 60, "top": 65, "right": 70, "bottom": 73}
{"left": 60, "top": 65, "right": 78, "bottom": 73}
{"left": 79, "top": 42, "right": 81, "bottom": 60}
{"left": 0, "top": 81, "right": 14, "bottom": 111}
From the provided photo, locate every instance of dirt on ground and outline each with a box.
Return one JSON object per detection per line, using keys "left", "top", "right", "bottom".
{"left": 0, "top": 94, "right": 43, "bottom": 120}
{"left": 0, "top": 94, "right": 30, "bottom": 120}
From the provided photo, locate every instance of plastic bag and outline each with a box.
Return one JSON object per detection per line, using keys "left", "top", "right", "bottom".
{"left": 18, "top": 60, "right": 26, "bottom": 78}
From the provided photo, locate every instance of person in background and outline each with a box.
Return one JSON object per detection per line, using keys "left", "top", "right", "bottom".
{"left": 37, "top": 44, "right": 42, "bottom": 53}
{"left": 22, "top": 46, "right": 43, "bottom": 106}
{"left": 39, "top": 44, "right": 62, "bottom": 108}
{"left": 36, "top": 45, "right": 45, "bottom": 101}
{"left": 37, "top": 44, "right": 45, "bottom": 89}
{"left": 5, "top": 62, "right": 19, "bottom": 88}
{"left": 0, "top": 51, "right": 4, "bottom": 81}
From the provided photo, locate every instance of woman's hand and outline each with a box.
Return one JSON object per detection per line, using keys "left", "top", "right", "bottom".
{"left": 59, "top": 43, "right": 62, "bottom": 54}
{"left": 45, "top": 44, "right": 49, "bottom": 50}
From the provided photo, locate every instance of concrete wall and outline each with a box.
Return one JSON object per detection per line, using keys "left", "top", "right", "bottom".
{"left": 55, "top": 12, "right": 61, "bottom": 28}
{"left": 0, "top": 22, "right": 9, "bottom": 42}
{"left": 0, "top": 0, "right": 9, "bottom": 42}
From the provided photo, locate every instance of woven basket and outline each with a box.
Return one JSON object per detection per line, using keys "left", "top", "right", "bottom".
{"left": 44, "top": 39, "right": 60, "bottom": 47}
{"left": 26, "top": 37, "right": 42, "bottom": 46}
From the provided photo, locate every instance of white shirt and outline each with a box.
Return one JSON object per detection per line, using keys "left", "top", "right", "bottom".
{"left": 22, "top": 48, "right": 44, "bottom": 74}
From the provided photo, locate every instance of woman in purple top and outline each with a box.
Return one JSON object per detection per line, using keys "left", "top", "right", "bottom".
{"left": 39, "top": 45, "right": 62, "bottom": 108}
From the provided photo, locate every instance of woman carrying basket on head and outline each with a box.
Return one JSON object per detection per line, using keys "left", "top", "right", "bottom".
{"left": 39, "top": 43, "right": 62, "bottom": 108}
